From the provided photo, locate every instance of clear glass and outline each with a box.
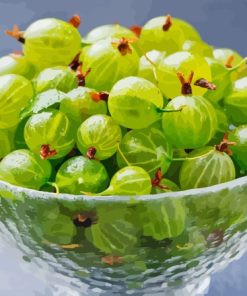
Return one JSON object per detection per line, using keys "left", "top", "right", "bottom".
{"left": 1, "top": 177, "right": 247, "bottom": 295}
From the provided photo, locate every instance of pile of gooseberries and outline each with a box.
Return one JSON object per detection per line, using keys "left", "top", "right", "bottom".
{"left": 0, "top": 13, "right": 247, "bottom": 197}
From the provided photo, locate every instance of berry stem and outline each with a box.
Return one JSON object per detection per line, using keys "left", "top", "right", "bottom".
{"left": 151, "top": 168, "right": 163, "bottom": 186}
{"left": 151, "top": 168, "right": 170, "bottom": 190}
{"left": 173, "top": 149, "right": 214, "bottom": 161}
{"left": 76, "top": 64, "right": 91, "bottom": 86}
{"left": 229, "top": 57, "right": 247, "bottom": 73}
{"left": 225, "top": 55, "right": 235, "bottom": 68}
{"left": 177, "top": 71, "right": 194, "bottom": 95}
{"left": 46, "top": 182, "right": 60, "bottom": 194}
{"left": 90, "top": 91, "right": 109, "bottom": 102}
{"left": 68, "top": 15, "right": 81, "bottom": 28}
{"left": 194, "top": 78, "right": 216, "bottom": 90}
{"left": 40, "top": 144, "right": 57, "bottom": 159}
{"left": 94, "top": 185, "right": 115, "bottom": 196}
{"left": 143, "top": 53, "right": 159, "bottom": 83}
{"left": 117, "top": 143, "right": 131, "bottom": 166}
{"left": 134, "top": 42, "right": 159, "bottom": 84}
{"left": 80, "top": 190, "right": 93, "bottom": 196}
{"left": 69, "top": 52, "right": 82, "bottom": 71}
{"left": 86, "top": 147, "right": 97, "bottom": 159}
{"left": 129, "top": 25, "right": 142, "bottom": 37}
{"left": 215, "top": 133, "right": 236, "bottom": 155}
{"left": 112, "top": 37, "right": 136, "bottom": 56}
{"left": 5, "top": 25, "right": 25, "bottom": 43}
{"left": 162, "top": 15, "right": 172, "bottom": 31}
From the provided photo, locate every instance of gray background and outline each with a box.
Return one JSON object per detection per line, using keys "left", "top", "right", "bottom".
{"left": 0, "top": 0, "right": 247, "bottom": 295}
{"left": 0, "top": 0, "right": 246, "bottom": 56}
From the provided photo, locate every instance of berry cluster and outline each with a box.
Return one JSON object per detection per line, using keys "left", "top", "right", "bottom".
{"left": 0, "top": 14, "right": 246, "bottom": 196}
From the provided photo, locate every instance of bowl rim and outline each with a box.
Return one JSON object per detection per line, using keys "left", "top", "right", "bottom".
{"left": 0, "top": 176, "right": 247, "bottom": 203}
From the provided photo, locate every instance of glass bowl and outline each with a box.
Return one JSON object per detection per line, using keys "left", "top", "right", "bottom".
{"left": 1, "top": 176, "right": 247, "bottom": 295}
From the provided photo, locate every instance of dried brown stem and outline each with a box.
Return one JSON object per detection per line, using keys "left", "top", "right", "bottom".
{"left": 76, "top": 64, "right": 91, "bottom": 86}
{"left": 162, "top": 15, "right": 173, "bottom": 31}
{"left": 40, "top": 145, "right": 57, "bottom": 160}
{"left": 90, "top": 91, "right": 109, "bottom": 102}
{"left": 68, "top": 15, "right": 81, "bottom": 28}
{"left": 69, "top": 52, "right": 82, "bottom": 71}
{"left": 5, "top": 25, "right": 25, "bottom": 43}
{"left": 194, "top": 78, "right": 217, "bottom": 90}
{"left": 225, "top": 55, "right": 234, "bottom": 68}
{"left": 215, "top": 133, "right": 237, "bottom": 155}
{"left": 151, "top": 168, "right": 169, "bottom": 190}
{"left": 130, "top": 25, "right": 142, "bottom": 37}
{"left": 176, "top": 71, "right": 194, "bottom": 95}
{"left": 112, "top": 37, "right": 137, "bottom": 56}
{"left": 86, "top": 147, "right": 97, "bottom": 160}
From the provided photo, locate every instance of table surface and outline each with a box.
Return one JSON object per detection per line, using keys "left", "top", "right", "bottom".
{"left": 0, "top": 0, "right": 247, "bottom": 295}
